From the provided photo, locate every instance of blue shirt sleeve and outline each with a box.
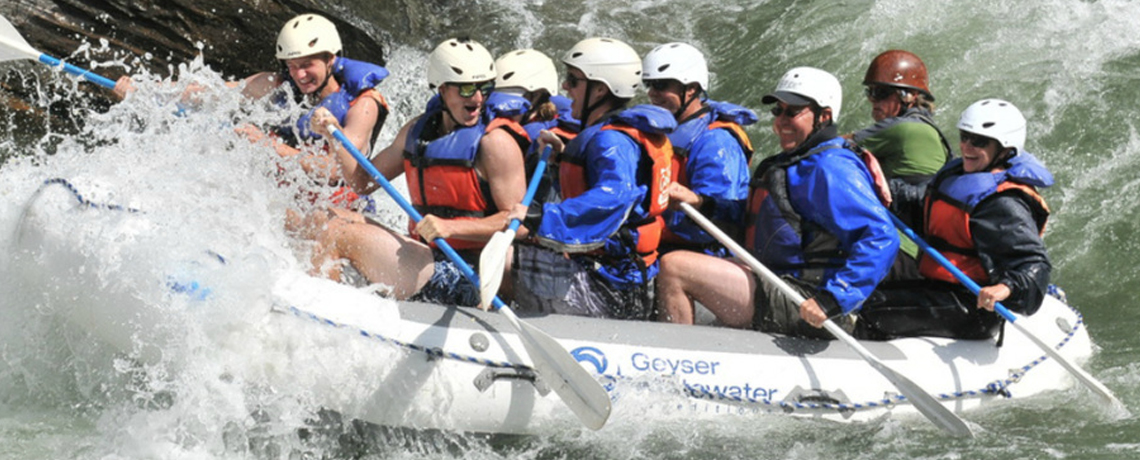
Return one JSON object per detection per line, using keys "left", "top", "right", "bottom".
{"left": 665, "top": 128, "right": 751, "bottom": 243}
{"left": 536, "top": 130, "right": 646, "bottom": 250}
{"left": 789, "top": 150, "right": 899, "bottom": 314}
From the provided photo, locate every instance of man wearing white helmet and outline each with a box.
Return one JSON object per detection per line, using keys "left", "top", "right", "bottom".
{"left": 309, "top": 38, "right": 526, "bottom": 307}
{"left": 641, "top": 42, "right": 755, "bottom": 261}
{"left": 505, "top": 37, "right": 677, "bottom": 320}
{"left": 114, "top": 13, "right": 390, "bottom": 224}
{"left": 484, "top": 49, "right": 579, "bottom": 207}
{"left": 859, "top": 99, "right": 1053, "bottom": 339}
{"left": 657, "top": 67, "right": 899, "bottom": 338}
{"left": 118, "top": 14, "right": 388, "bottom": 182}
{"left": 485, "top": 50, "right": 565, "bottom": 157}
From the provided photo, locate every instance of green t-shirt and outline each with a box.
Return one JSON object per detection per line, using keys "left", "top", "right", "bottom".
{"left": 853, "top": 113, "right": 950, "bottom": 258}
{"left": 854, "top": 119, "right": 948, "bottom": 180}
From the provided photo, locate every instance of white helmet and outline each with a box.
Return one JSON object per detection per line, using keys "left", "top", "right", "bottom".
{"left": 275, "top": 14, "right": 342, "bottom": 60}
{"left": 427, "top": 38, "right": 496, "bottom": 90}
{"left": 641, "top": 42, "right": 709, "bottom": 91}
{"left": 561, "top": 37, "right": 642, "bottom": 99}
{"left": 761, "top": 66, "right": 843, "bottom": 122}
{"left": 957, "top": 98, "right": 1026, "bottom": 153}
{"left": 495, "top": 49, "right": 559, "bottom": 95}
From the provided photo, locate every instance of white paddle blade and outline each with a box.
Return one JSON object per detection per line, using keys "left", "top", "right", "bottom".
{"left": 823, "top": 321, "right": 974, "bottom": 438}
{"left": 502, "top": 307, "right": 612, "bottom": 429}
{"left": 0, "top": 15, "right": 42, "bottom": 62}
{"left": 1010, "top": 319, "right": 1128, "bottom": 412}
{"left": 478, "top": 229, "right": 515, "bottom": 310}
{"left": 681, "top": 203, "right": 972, "bottom": 437}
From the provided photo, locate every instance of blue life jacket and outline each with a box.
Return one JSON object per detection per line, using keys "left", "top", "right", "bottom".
{"left": 276, "top": 57, "right": 388, "bottom": 144}
{"left": 523, "top": 94, "right": 581, "bottom": 153}
{"left": 746, "top": 134, "right": 899, "bottom": 314}
{"left": 401, "top": 95, "right": 496, "bottom": 250}
{"left": 920, "top": 152, "right": 1052, "bottom": 284}
{"left": 535, "top": 104, "right": 676, "bottom": 288}
{"left": 930, "top": 153, "right": 1053, "bottom": 211}
{"left": 662, "top": 100, "right": 756, "bottom": 252}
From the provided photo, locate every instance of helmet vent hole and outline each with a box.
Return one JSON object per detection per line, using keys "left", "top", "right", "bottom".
{"left": 657, "top": 64, "right": 670, "bottom": 72}
{"left": 571, "top": 52, "right": 583, "bottom": 58}
{"left": 982, "top": 122, "right": 995, "bottom": 128}
{"left": 451, "top": 66, "right": 464, "bottom": 75}
{"left": 503, "top": 71, "right": 515, "bottom": 81}
{"left": 308, "top": 38, "right": 318, "bottom": 48}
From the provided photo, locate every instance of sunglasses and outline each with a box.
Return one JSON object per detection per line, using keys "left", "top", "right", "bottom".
{"left": 864, "top": 86, "right": 897, "bottom": 102}
{"left": 453, "top": 80, "right": 495, "bottom": 98}
{"left": 770, "top": 105, "right": 809, "bottom": 118}
{"left": 643, "top": 79, "right": 673, "bottom": 91}
{"left": 564, "top": 73, "right": 585, "bottom": 88}
{"left": 959, "top": 131, "right": 995, "bottom": 149}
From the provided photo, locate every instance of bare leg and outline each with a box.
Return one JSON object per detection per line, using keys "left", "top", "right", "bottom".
{"left": 312, "top": 216, "right": 435, "bottom": 299}
{"left": 288, "top": 207, "right": 365, "bottom": 240}
{"left": 656, "top": 250, "right": 757, "bottom": 328}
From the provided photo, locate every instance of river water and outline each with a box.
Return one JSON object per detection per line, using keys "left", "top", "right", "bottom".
{"left": 2, "top": 0, "right": 1139, "bottom": 458}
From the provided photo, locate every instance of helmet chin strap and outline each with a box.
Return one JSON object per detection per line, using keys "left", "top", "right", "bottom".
{"left": 523, "top": 91, "right": 550, "bottom": 122}
{"left": 984, "top": 147, "right": 1016, "bottom": 171}
{"left": 437, "top": 87, "right": 467, "bottom": 131}
{"left": 673, "top": 86, "right": 704, "bottom": 120}
{"left": 580, "top": 80, "right": 604, "bottom": 126}
{"left": 310, "top": 64, "right": 336, "bottom": 101}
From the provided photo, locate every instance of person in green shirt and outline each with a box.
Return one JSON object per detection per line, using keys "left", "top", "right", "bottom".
{"left": 852, "top": 50, "right": 952, "bottom": 279}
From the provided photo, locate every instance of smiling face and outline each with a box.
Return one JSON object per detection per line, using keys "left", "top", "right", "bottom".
{"left": 283, "top": 54, "right": 334, "bottom": 95}
{"left": 562, "top": 67, "right": 589, "bottom": 121}
{"left": 771, "top": 102, "right": 817, "bottom": 151}
{"left": 959, "top": 131, "right": 1005, "bottom": 173}
{"left": 645, "top": 79, "right": 694, "bottom": 115}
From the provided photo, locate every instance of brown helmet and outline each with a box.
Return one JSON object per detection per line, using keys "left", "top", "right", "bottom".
{"left": 863, "top": 50, "right": 934, "bottom": 101}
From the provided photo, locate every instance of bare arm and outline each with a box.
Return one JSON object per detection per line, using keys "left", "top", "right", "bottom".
{"left": 291, "top": 96, "right": 383, "bottom": 185}
{"left": 311, "top": 107, "right": 411, "bottom": 195}
{"left": 417, "top": 129, "right": 526, "bottom": 243}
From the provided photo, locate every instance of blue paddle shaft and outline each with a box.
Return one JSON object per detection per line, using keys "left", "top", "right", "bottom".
{"left": 509, "top": 145, "right": 552, "bottom": 233}
{"left": 328, "top": 127, "right": 509, "bottom": 310}
{"left": 890, "top": 213, "right": 1019, "bottom": 323}
{"left": 38, "top": 53, "right": 116, "bottom": 89}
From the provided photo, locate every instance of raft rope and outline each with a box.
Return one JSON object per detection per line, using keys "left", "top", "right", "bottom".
{"left": 38, "top": 177, "right": 142, "bottom": 213}
{"left": 47, "top": 177, "right": 1085, "bottom": 415}
{"left": 279, "top": 288, "right": 1083, "bottom": 415}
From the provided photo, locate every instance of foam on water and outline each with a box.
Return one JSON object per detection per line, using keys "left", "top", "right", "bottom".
{"left": 4, "top": 0, "right": 1140, "bottom": 458}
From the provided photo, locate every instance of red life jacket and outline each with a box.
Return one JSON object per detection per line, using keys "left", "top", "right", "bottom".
{"left": 919, "top": 180, "right": 1049, "bottom": 284}
{"left": 559, "top": 121, "right": 672, "bottom": 266}
{"left": 402, "top": 107, "right": 524, "bottom": 251}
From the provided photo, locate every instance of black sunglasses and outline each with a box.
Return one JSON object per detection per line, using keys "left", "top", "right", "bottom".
{"left": 770, "top": 105, "right": 809, "bottom": 118}
{"left": 864, "top": 86, "right": 897, "bottom": 102}
{"left": 453, "top": 80, "right": 495, "bottom": 98}
{"left": 643, "top": 79, "right": 673, "bottom": 91}
{"left": 959, "top": 131, "right": 995, "bottom": 148}
{"left": 564, "top": 73, "right": 584, "bottom": 88}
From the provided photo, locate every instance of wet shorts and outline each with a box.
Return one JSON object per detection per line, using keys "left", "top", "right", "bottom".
{"left": 410, "top": 251, "right": 480, "bottom": 307}
{"left": 512, "top": 244, "right": 651, "bottom": 320}
{"left": 752, "top": 275, "right": 851, "bottom": 340}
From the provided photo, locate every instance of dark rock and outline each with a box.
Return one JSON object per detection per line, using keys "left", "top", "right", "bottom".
{"left": 1, "top": 0, "right": 389, "bottom": 83}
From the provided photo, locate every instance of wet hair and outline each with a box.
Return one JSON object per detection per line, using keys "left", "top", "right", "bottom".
{"left": 914, "top": 92, "right": 936, "bottom": 114}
